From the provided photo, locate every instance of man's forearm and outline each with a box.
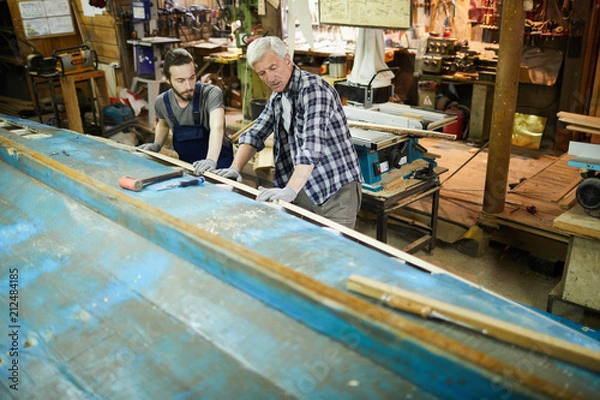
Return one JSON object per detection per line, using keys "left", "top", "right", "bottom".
{"left": 154, "top": 120, "right": 170, "bottom": 146}
{"left": 207, "top": 108, "right": 225, "bottom": 161}
{"left": 286, "top": 164, "right": 314, "bottom": 194}
{"left": 231, "top": 144, "right": 257, "bottom": 171}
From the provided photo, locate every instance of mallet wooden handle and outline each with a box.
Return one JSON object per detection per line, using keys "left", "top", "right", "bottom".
{"left": 119, "top": 169, "right": 184, "bottom": 191}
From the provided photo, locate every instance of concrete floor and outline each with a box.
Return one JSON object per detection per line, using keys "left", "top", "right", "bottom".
{"left": 355, "top": 217, "right": 600, "bottom": 332}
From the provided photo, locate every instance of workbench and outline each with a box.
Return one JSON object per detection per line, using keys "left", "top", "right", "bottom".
{"left": 549, "top": 205, "right": 600, "bottom": 313}
{"left": 197, "top": 51, "right": 239, "bottom": 78}
{"left": 60, "top": 70, "right": 110, "bottom": 133}
{"left": 360, "top": 159, "right": 447, "bottom": 252}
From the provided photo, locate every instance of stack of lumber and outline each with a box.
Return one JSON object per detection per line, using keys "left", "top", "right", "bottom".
{"left": 557, "top": 112, "right": 600, "bottom": 136}
{"left": 0, "top": 96, "right": 35, "bottom": 116}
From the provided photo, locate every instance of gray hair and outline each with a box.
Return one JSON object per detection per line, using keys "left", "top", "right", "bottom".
{"left": 246, "top": 36, "right": 289, "bottom": 69}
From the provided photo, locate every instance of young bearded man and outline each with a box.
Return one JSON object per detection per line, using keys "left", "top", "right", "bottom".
{"left": 138, "top": 48, "right": 233, "bottom": 175}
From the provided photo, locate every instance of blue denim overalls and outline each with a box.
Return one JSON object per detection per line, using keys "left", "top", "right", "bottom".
{"left": 163, "top": 83, "right": 233, "bottom": 166}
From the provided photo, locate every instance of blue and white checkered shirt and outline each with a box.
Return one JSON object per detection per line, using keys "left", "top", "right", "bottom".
{"left": 240, "top": 66, "right": 363, "bottom": 205}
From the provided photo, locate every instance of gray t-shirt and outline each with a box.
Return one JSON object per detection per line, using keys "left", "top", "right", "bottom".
{"left": 155, "top": 83, "right": 223, "bottom": 131}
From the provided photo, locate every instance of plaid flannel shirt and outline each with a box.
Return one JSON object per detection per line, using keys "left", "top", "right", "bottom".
{"left": 239, "top": 66, "right": 363, "bottom": 205}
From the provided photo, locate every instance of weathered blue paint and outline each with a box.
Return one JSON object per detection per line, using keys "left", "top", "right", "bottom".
{"left": 1, "top": 115, "right": 600, "bottom": 399}
{"left": 0, "top": 160, "right": 428, "bottom": 399}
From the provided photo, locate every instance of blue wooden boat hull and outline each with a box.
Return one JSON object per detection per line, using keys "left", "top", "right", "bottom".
{"left": 1, "top": 115, "right": 599, "bottom": 399}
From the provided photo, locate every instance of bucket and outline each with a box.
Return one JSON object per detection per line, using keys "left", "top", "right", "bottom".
{"left": 250, "top": 98, "right": 266, "bottom": 120}
{"left": 329, "top": 54, "right": 347, "bottom": 78}
{"left": 443, "top": 105, "right": 464, "bottom": 140}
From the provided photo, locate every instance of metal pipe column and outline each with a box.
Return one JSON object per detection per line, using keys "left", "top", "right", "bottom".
{"left": 482, "top": 0, "right": 524, "bottom": 214}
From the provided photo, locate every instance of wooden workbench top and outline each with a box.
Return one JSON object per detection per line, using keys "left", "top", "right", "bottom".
{"left": 554, "top": 205, "right": 600, "bottom": 240}
{"left": 364, "top": 158, "right": 447, "bottom": 199}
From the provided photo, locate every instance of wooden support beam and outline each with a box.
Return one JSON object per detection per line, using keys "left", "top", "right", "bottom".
{"left": 482, "top": 0, "right": 524, "bottom": 214}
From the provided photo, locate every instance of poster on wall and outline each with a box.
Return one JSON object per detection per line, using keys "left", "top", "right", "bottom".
{"left": 19, "top": 0, "right": 74, "bottom": 37}
{"left": 48, "top": 16, "right": 74, "bottom": 35}
{"left": 44, "top": 0, "right": 71, "bottom": 17}
{"left": 18, "top": 1, "right": 46, "bottom": 19}
{"left": 23, "top": 18, "right": 49, "bottom": 37}
{"left": 319, "top": 0, "right": 412, "bottom": 29}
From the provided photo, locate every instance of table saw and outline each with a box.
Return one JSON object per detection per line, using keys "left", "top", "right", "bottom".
{"left": 345, "top": 102, "right": 456, "bottom": 191}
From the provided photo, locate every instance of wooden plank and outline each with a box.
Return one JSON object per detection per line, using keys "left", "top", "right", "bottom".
{"left": 134, "top": 147, "right": 450, "bottom": 275}
{"left": 230, "top": 120, "right": 256, "bottom": 142}
{"left": 559, "top": 116, "right": 600, "bottom": 129}
{"left": 347, "top": 274, "right": 600, "bottom": 374}
{"left": 554, "top": 205, "right": 600, "bottom": 240}
{"left": 557, "top": 112, "right": 600, "bottom": 129}
{"left": 510, "top": 153, "right": 580, "bottom": 202}
{"left": 557, "top": 111, "right": 600, "bottom": 124}
{"left": 347, "top": 121, "right": 457, "bottom": 140}
{"left": 565, "top": 124, "right": 600, "bottom": 135}
{"left": 559, "top": 187, "right": 578, "bottom": 210}
{"left": 59, "top": 74, "right": 83, "bottom": 132}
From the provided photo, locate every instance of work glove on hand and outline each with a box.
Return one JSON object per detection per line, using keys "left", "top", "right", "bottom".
{"left": 256, "top": 186, "right": 297, "bottom": 203}
{"left": 137, "top": 142, "right": 162, "bottom": 152}
{"left": 213, "top": 167, "right": 242, "bottom": 182}
{"left": 193, "top": 159, "right": 217, "bottom": 175}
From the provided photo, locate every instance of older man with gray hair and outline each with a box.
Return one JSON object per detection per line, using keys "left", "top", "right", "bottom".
{"left": 215, "top": 36, "right": 363, "bottom": 229}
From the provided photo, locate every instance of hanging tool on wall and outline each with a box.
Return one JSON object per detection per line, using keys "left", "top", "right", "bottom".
{"left": 568, "top": 19, "right": 585, "bottom": 58}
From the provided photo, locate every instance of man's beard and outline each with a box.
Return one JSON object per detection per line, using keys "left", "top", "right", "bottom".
{"left": 173, "top": 86, "right": 194, "bottom": 102}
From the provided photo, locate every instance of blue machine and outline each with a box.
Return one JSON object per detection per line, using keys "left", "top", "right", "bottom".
{"left": 351, "top": 128, "right": 437, "bottom": 191}
{"left": 344, "top": 103, "right": 456, "bottom": 191}
{"left": 132, "top": 0, "right": 151, "bottom": 22}
{"left": 568, "top": 141, "right": 600, "bottom": 217}
{"left": 127, "top": 0, "right": 180, "bottom": 80}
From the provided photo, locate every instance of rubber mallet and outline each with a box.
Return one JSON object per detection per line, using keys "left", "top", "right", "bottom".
{"left": 118, "top": 168, "right": 184, "bottom": 192}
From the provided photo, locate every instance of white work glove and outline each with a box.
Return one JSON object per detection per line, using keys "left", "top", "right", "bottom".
{"left": 137, "top": 142, "right": 162, "bottom": 152}
{"left": 193, "top": 159, "right": 217, "bottom": 175}
{"left": 256, "top": 186, "right": 297, "bottom": 203}
{"left": 213, "top": 167, "right": 242, "bottom": 181}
